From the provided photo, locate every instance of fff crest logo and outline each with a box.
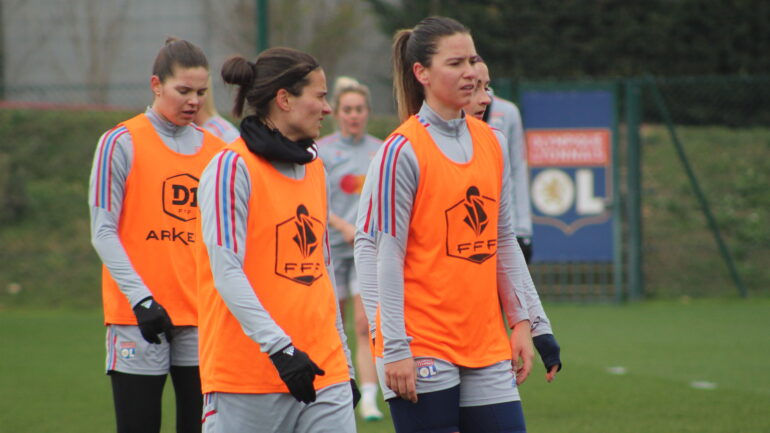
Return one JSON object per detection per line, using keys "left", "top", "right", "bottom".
{"left": 444, "top": 186, "right": 498, "bottom": 264}
{"left": 275, "top": 204, "right": 324, "bottom": 286}
{"left": 162, "top": 173, "right": 199, "bottom": 222}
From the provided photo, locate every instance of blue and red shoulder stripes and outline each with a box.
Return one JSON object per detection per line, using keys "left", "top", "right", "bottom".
{"left": 204, "top": 117, "right": 235, "bottom": 138}
{"left": 362, "top": 195, "right": 376, "bottom": 237}
{"left": 93, "top": 125, "right": 130, "bottom": 211}
{"left": 214, "top": 150, "right": 242, "bottom": 253}
{"left": 376, "top": 134, "right": 408, "bottom": 237}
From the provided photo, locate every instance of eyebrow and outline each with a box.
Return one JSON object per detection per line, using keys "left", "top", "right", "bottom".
{"left": 445, "top": 55, "right": 475, "bottom": 63}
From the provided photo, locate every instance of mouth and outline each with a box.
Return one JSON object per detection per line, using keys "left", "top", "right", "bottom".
{"left": 474, "top": 110, "right": 486, "bottom": 118}
{"left": 460, "top": 84, "right": 475, "bottom": 94}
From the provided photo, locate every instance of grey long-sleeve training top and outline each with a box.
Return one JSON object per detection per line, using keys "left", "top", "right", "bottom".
{"left": 197, "top": 148, "right": 354, "bottom": 376}
{"left": 353, "top": 102, "right": 552, "bottom": 365}
{"left": 89, "top": 107, "right": 205, "bottom": 308}
{"left": 317, "top": 131, "right": 382, "bottom": 259}
{"left": 488, "top": 96, "right": 533, "bottom": 238}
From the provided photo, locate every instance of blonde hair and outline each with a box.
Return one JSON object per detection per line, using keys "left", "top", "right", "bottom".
{"left": 200, "top": 76, "right": 217, "bottom": 117}
{"left": 332, "top": 76, "right": 371, "bottom": 113}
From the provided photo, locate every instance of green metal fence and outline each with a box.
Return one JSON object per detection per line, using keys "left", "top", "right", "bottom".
{"left": 628, "top": 76, "right": 769, "bottom": 300}
{"left": 498, "top": 75, "right": 770, "bottom": 301}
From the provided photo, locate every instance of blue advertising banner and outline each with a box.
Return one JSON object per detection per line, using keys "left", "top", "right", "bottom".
{"left": 521, "top": 87, "right": 617, "bottom": 262}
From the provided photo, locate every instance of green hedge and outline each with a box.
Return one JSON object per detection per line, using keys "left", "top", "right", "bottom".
{"left": 0, "top": 109, "right": 398, "bottom": 309}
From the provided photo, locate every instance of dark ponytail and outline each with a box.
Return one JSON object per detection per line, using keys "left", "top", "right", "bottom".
{"left": 392, "top": 16, "right": 470, "bottom": 121}
{"left": 221, "top": 47, "right": 320, "bottom": 119}
{"left": 221, "top": 56, "right": 256, "bottom": 119}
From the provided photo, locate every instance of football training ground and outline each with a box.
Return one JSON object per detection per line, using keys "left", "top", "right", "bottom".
{"left": 1, "top": 299, "right": 768, "bottom": 432}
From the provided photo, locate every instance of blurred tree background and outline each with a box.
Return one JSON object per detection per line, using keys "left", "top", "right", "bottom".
{"left": 366, "top": 0, "right": 770, "bottom": 80}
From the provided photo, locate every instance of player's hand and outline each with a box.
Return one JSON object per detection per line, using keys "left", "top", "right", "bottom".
{"left": 510, "top": 320, "right": 534, "bottom": 385}
{"left": 350, "top": 378, "right": 361, "bottom": 408}
{"left": 342, "top": 222, "right": 356, "bottom": 245}
{"left": 132, "top": 296, "right": 174, "bottom": 344}
{"left": 533, "top": 334, "right": 562, "bottom": 382}
{"left": 385, "top": 357, "right": 418, "bottom": 403}
{"left": 270, "top": 344, "right": 325, "bottom": 404}
{"left": 516, "top": 236, "right": 533, "bottom": 264}
{"left": 546, "top": 365, "right": 559, "bottom": 382}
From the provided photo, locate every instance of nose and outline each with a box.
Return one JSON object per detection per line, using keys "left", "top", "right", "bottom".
{"left": 322, "top": 99, "right": 332, "bottom": 115}
{"left": 481, "top": 92, "right": 491, "bottom": 107}
{"left": 464, "top": 62, "right": 478, "bottom": 81}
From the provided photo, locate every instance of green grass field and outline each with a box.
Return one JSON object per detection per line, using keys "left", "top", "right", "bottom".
{"left": 2, "top": 299, "right": 769, "bottom": 433}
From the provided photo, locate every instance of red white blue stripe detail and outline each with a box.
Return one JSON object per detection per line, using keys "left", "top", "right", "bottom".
{"left": 203, "top": 117, "right": 234, "bottom": 139}
{"left": 214, "top": 150, "right": 241, "bottom": 253}
{"left": 106, "top": 326, "right": 118, "bottom": 371}
{"left": 363, "top": 196, "right": 375, "bottom": 237}
{"left": 202, "top": 393, "right": 217, "bottom": 423}
{"left": 377, "top": 134, "right": 407, "bottom": 237}
{"left": 93, "top": 125, "right": 129, "bottom": 211}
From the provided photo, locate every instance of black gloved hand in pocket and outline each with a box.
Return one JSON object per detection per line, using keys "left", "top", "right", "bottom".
{"left": 132, "top": 296, "right": 174, "bottom": 344}
{"left": 270, "top": 345, "right": 325, "bottom": 404}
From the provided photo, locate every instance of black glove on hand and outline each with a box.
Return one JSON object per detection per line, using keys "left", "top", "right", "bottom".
{"left": 350, "top": 379, "right": 361, "bottom": 408}
{"left": 533, "top": 334, "right": 562, "bottom": 372}
{"left": 132, "top": 296, "right": 174, "bottom": 344}
{"left": 517, "top": 236, "right": 533, "bottom": 264}
{"left": 270, "top": 345, "right": 325, "bottom": 404}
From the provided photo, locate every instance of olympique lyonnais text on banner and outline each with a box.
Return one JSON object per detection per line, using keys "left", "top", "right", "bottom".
{"left": 521, "top": 87, "right": 616, "bottom": 262}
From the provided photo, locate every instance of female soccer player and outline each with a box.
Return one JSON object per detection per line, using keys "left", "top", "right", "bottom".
{"left": 355, "top": 17, "right": 559, "bottom": 433}
{"left": 317, "top": 76, "right": 384, "bottom": 421}
{"left": 196, "top": 47, "right": 358, "bottom": 433}
{"left": 194, "top": 77, "right": 240, "bottom": 143}
{"left": 89, "top": 37, "right": 225, "bottom": 433}
{"left": 464, "top": 61, "right": 562, "bottom": 381}
{"left": 476, "top": 62, "right": 535, "bottom": 263}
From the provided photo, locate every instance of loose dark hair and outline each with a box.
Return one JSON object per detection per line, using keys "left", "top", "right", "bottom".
{"left": 392, "top": 16, "right": 469, "bottom": 121}
{"left": 221, "top": 47, "right": 320, "bottom": 119}
{"left": 152, "top": 37, "right": 209, "bottom": 83}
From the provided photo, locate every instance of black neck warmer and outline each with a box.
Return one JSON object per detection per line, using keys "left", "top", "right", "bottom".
{"left": 240, "top": 115, "right": 318, "bottom": 164}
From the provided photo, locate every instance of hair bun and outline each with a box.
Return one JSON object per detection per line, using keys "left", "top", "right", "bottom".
{"left": 221, "top": 55, "right": 256, "bottom": 87}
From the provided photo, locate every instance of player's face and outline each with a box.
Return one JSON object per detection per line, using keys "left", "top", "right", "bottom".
{"left": 284, "top": 69, "right": 332, "bottom": 141}
{"left": 151, "top": 66, "right": 209, "bottom": 126}
{"left": 415, "top": 32, "right": 479, "bottom": 118}
{"left": 464, "top": 63, "right": 491, "bottom": 120}
{"left": 335, "top": 91, "right": 369, "bottom": 139}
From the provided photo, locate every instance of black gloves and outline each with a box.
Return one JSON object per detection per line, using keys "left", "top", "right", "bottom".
{"left": 517, "top": 236, "right": 533, "bottom": 264}
{"left": 533, "top": 334, "right": 562, "bottom": 373}
{"left": 132, "top": 296, "right": 174, "bottom": 344}
{"left": 350, "top": 379, "right": 361, "bottom": 408}
{"left": 270, "top": 345, "right": 325, "bottom": 404}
